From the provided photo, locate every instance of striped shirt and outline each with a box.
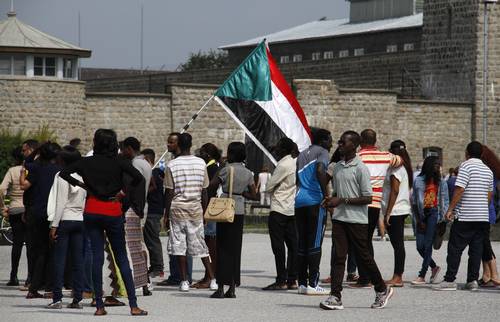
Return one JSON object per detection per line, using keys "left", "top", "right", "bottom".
{"left": 358, "top": 146, "right": 402, "bottom": 209}
{"left": 455, "top": 158, "right": 494, "bottom": 222}
{"left": 165, "top": 155, "right": 209, "bottom": 220}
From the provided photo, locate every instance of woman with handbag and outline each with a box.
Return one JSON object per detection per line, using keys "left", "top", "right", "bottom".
{"left": 411, "top": 156, "right": 449, "bottom": 285}
{"left": 209, "top": 142, "right": 258, "bottom": 298}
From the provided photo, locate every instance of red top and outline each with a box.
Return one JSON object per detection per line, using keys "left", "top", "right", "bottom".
{"left": 424, "top": 180, "right": 438, "bottom": 209}
{"left": 84, "top": 195, "right": 122, "bottom": 216}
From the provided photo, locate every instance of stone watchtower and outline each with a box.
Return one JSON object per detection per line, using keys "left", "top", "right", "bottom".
{"left": 0, "top": 9, "right": 91, "bottom": 142}
{"left": 420, "top": 0, "right": 499, "bottom": 149}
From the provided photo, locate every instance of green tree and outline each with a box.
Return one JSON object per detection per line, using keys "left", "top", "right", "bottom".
{"left": 178, "top": 49, "right": 229, "bottom": 71}
{"left": 0, "top": 125, "right": 58, "bottom": 179}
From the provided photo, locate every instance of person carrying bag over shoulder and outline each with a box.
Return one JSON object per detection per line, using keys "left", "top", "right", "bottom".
{"left": 204, "top": 166, "right": 235, "bottom": 223}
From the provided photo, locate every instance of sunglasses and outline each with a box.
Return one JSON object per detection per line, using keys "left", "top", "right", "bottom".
{"left": 337, "top": 140, "right": 346, "bottom": 145}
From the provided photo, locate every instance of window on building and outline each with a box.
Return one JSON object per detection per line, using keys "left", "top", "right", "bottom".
{"left": 34, "top": 56, "right": 44, "bottom": 76}
{"left": 280, "top": 56, "right": 289, "bottom": 64}
{"left": 13, "top": 56, "right": 25, "bottom": 75}
{"left": 404, "top": 43, "right": 415, "bottom": 51}
{"left": 0, "top": 55, "right": 11, "bottom": 75}
{"left": 45, "top": 57, "right": 56, "bottom": 76}
{"left": 34, "top": 56, "right": 57, "bottom": 76}
{"left": 0, "top": 55, "right": 26, "bottom": 75}
{"left": 292, "top": 54, "right": 302, "bottom": 62}
{"left": 354, "top": 48, "right": 364, "bottom": 56}
{"left": 312, "top": 52, "right": 321, "bottom": 61}
{"left": 386, "top": 45, "right": 398, "bottom": 53}
{"left": 323, "top": 51, "right": 334, "bottom": 59}
{"left": 63, "top": 58, "right": 75, "bottom": 78}
{"left": 422, "top": 146, "right": 443, "bottom": 165}
{"left": 339, "top": 50, "right": 349, "bottom": 58}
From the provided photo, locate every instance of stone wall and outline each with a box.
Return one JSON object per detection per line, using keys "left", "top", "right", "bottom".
{"left": 420, "top": 0, "right": 479, "bottom": 101}
{"left": 0, "top": 77, "right": 86, "bottom": 143}
{"left": 166, "top": 83, "right": 244, "bottom": 152}
{"left": 474, "top": 2, "right": 500, "bottom": 153}
{"left": 83, "top": 85, "right": 244, "bottom": 158}
{"left": 0, "top": 77, "right": 479, "bottom": 170}
{"left": 84, "top": 92, "right": 172, "bottom": 155}
{"left": 293, "top": 79, "right": 472, "bottom": 170}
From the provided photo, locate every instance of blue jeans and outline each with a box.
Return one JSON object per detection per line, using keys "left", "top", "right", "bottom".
{"left": 205, "top": 222, "right": 217, "bottom": 237}
{"left": 82, "top": 230, "right": 93, "bottom": 292}
{"left": 84, "top": 214, "right": 137, "bottom": 309}
{"left": 52, "top": 221, "right": 84, "bottom": 303}
{"left": 416, "top": 208, "right": 438, "bottom": 278}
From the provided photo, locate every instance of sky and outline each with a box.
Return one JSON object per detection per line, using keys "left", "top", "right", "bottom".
{"left": 0, "top": 0, "right": 349, "bottom": 70}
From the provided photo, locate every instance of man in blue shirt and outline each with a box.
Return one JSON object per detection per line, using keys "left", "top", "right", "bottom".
{"left": 295, "top": 128, "right": 332, "bottom": 295}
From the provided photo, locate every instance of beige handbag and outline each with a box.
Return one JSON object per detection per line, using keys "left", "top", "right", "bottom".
{"left": 204, "top": 166, "right": 235, "bottom": 223}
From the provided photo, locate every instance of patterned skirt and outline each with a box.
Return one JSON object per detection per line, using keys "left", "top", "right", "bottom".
{"left": 125, "top": 209, "right": 149, "bottom": 288}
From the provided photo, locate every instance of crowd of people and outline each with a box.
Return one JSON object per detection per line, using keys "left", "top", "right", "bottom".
{"left": 0, "top": 127, "right": 498, "bottom": 315}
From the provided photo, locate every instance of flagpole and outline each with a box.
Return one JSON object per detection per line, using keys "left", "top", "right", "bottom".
{"left": 214, "top": 96, "right": 278, "bottom": 166}
{"left": 153, "top": 95, "right": 215, "bottom": 168}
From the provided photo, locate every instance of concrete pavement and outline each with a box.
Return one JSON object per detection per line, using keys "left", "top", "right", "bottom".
{"left": 0, "top": 234, "right": 499, "bottom": 321}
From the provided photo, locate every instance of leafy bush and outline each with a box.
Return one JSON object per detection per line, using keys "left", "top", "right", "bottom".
{"left": 178, "top": 49, "right": 229, "bottom": 71}
{"left": 0, "top": 125, "right": 58, "bottom": 179}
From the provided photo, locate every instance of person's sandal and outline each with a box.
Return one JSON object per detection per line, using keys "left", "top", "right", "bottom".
{"left": 67, "top": 301, "right": 83, "bottom": 309}
{"left": 131, "top": 307, "right": 148, "bottom": 316}
{"left": 104, "top": 296, "right": 126, "bottom": 306}
{"left": 94, "top": 308, "right": 107, "bottom": 316}
{"left": 192, "top": 280, "right": 210, "bottom": 289}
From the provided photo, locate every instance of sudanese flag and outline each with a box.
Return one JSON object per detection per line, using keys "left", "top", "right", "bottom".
{"left": 214, "top": 41, "right": 311, "bottom": 164}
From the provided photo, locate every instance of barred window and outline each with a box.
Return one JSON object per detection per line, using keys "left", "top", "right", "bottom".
{"left": 386, "top": 45, "right": 397, "bottom": 53}
{"left": 354, "top": 48, "right": 364, "bottom": 56}
{"left": 280, "top": 56, "right": 290, "bottom": 64}
{"left": 339, "top": 50, "right": 349, "bottom": 58}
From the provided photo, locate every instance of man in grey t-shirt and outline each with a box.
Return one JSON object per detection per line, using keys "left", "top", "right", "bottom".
{"left": 320, "top": 131, "right": 393, "bottom": 311}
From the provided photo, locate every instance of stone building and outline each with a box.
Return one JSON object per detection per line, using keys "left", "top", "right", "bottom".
{"left": 0, "top": 9, "right": 90, "bottom": 143}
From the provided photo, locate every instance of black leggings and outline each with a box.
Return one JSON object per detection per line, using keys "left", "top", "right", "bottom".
{"left": 9, "top": 214, "right": 26, "bottom": 280}
{"left": 387, "top": 215, "right": 408, "bottom": 275}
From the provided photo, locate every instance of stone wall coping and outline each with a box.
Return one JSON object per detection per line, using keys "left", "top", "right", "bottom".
{"left": 0, "top": 75, "right": 85, "bottom": 84}
{"left": 293, "top": 79, "right": 332, "bottom": 83}
{"left": 338, "top": 87, "right": 400, "bottom": 95}
{"left": 85, "top": 91, "right": 171, "bottom": 98}
{"left": 397, "top": 98, "right": 473, "bottom": 107}
{"left": 167, "top": 82, "right": 220, "bottom": 89}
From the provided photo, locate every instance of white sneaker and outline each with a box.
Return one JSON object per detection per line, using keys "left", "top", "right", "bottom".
{"left": 432, "top": 280, "right": 457, "bottom": 291}
{"left": 464, "top": 280, "right": 479, "bottom": 291}
{"left": 179, "top": 280, "right": 190, "bottom": 292}
{"left": 320, "top": 295, "right": 344, "bottom": 310}
{"left": 298, "top": 285, "right": 308, "bottom": 294}
{"left": 306, "top": 285, "right": 329, "bottom": 296}
{"left": 209, "top": 279, "right": 218, "bottom": 291}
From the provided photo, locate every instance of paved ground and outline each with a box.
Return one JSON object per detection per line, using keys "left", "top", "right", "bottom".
{"left": 1, "top": 234, "right": 499, "bottom": 321}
